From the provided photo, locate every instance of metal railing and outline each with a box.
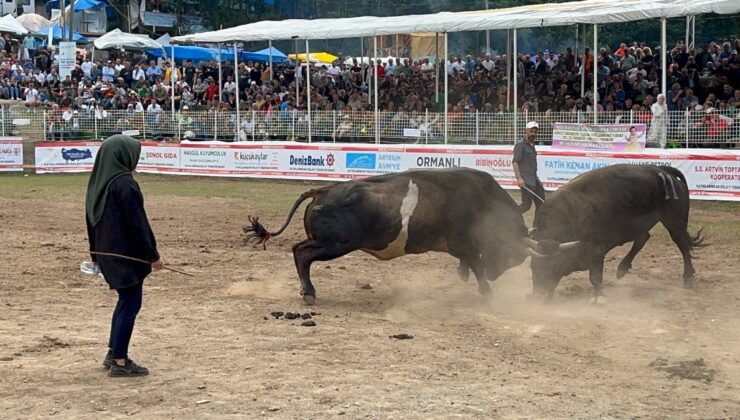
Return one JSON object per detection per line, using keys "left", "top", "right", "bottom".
{"left": 2, "top": 104, "right": 738, "bottom": 147}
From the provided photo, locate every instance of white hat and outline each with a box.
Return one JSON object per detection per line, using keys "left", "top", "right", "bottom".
{"left": 526, "top": 121, "right": 539, "bottom": 129}
{"left": 706, "top": 107, "right": 715, "bottom": 114}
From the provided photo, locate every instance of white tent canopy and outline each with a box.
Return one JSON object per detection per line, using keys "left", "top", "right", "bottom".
{"left": 93, "top": 28, "right": 162, "bottom": 51}
{"left": 16, "top": 13, "right": 51, "bottom": 33}
{"left": 155, "top": 33, "right": 171, "bottom": 47}
{"left": 0, "top": 14, "right": 29, "bottom": 36}
{"left": 173, "top": 0, "right": 740, "bottom": 44}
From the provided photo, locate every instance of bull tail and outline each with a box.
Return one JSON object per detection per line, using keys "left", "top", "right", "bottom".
{"left": 658, "top": 167, "right": 708, "bottom": 252}
{"left": 243, "top": 189, "right": 323, "bottom": 249}
{"left": 687, "top": 227, "right": 707, "bottom": 251}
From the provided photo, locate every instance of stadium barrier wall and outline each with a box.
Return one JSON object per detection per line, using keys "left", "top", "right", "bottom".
{"left": 33, "top": 141, "right": 740, "bottom": 201}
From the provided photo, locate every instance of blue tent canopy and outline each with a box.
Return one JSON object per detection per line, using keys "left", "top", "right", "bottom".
{"left": 147, "top": 45, "right": 236, "bottom": 63}
{"left": 35, "top": 24, "right": 88, "bottom": 42}
{"left": 46, "top": 0, "right": 107, "bottom": 15}
{"left": 242, "top": 47, "right": 287, "bottom": 63}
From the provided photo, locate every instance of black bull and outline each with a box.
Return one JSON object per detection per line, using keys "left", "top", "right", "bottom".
{"left": 526, "top": 164, "right": 705, "bottom": 303}
{"left": 245, "top": 168, "right": 538, "bottom": 305}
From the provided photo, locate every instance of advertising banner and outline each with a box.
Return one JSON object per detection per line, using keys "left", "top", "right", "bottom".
{"left": 552, "top": 123, "right": 647, "bottom": 152}
{"left": 35, "top": 142, "right": 99, "bottom": 173}
{"left": 0, "top": 137, "right": 23, "bottom": 172}
{"left": 59, "top": 42, "right": 77, "bottom": 80}
{"left": 34, "top": 141, "right": 740, "bottom": 201}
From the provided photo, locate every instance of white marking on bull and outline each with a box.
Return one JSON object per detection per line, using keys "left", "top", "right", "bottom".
{"left": 658, "top": 172, "right": 679, "bottom": 200}
{"left": 362, "top": 180, "right": 419, "bottom": 260}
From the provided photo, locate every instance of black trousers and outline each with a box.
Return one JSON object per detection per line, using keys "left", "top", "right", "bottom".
{"left": 108, "top": 282, "right": 143, "bottom": 359}
{"left": 519, "top": 181, "right": 546, "bottom": 219}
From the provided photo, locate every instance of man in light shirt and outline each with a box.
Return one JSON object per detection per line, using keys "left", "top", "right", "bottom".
{"left": 481, "top": 54, "right": 495, "bottom": 72}
{"left": 102, "top": 61, "right": 115, "bottom": 83}
{"left": 131, "top": 65, "right": 145, "bottom": 85}
{"left": 81, "top": 58, "right": 93, "bottom": 80}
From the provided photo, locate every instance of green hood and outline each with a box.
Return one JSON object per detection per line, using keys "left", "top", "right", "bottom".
{"left": 85, "top": 135, "right": 141, "bottom": 225}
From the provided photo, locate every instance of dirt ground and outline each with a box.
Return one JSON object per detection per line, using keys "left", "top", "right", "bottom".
{"left": 1, "top": 174, "right": 739, "bottom": 419}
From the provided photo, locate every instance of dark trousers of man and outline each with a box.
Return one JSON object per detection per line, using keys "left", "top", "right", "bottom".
{"left": 519, "top": 181, "right": 546, "bottom": 219}
{"left": 108, "top": 282, "right": 143, "bottom": 360}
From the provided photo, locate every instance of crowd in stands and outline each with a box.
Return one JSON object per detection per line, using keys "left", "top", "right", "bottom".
{"left": 0, "top": 35, "right": 738, "bottom": 143}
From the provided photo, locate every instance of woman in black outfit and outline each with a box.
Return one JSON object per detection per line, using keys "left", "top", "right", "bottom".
{"left": 85, "top": 135, "right": 164, "bottom": 377}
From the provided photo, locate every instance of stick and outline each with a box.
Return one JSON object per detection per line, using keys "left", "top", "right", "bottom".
{"left": 484, "top": 166, "right": 546, "bottom": 203}
{"left": 86, "top": 251, "right": 195, "bottom": 277}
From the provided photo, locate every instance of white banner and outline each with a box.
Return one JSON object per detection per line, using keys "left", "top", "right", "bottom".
{"left": 59, "top": 42, "right": 77, "bottom": 80}
{"left": 35, "top": 142, "right": 99, "bottom": 172}
{"left": 0, "top": 137, "right": 23, "bottom": 172}
{"left": 34, "top": 142, "right": 740, "bottom": 201}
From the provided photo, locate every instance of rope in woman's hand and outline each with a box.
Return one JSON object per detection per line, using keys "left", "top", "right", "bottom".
{"left": 85, "top": 251, "right": 195, "bottom": 277}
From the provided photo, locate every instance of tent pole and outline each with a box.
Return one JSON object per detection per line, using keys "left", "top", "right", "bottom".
{"left": 574, "top": 24, "right": 578, "bottom": 72}
{"left": 506, "top": 29, "right": 510, "bottom": 111}
{"left": 235, "top": 41, "right": 241, "bottom": 141}
{"left": 294, "top": 39, "right": 299, "bottom": 107}
{"left": 593, "top": 24, "right": 598, "bottom": 124}
{"left": 661, "top": 17, "right": 667, "bottom": 100}
{"left": 234, "top": 45, "right": 241, "bottom": 141}
{"left": 217, "top": 44, "right": 222, "bottom": 104}
{"left": 374, "top": 36, "right": 379, "bottom": 144}
{"left": 171, "top": 45, "right": 175, "bottom": 119}
{"left": 69, "top": 0, "right": 75, "bottom": 42}
{"left": 581, "top": 25, "right": 586, "bottom": 100}
{"left": 513, "top": 28, "right": 518, "bottom": 144}
{"left": 444, "top": 32, "right": 448, "bottom": 144}
{"left": 268, "top": 40, "right": 273, "bottom": 82}
{"left": 435, "top": 32, "right": 439, "bottom": 104}
{"left": 484, "top": 0, "right": 490, "bottom": 53}
{"left": 306, "top": 39, "right": 312, "bottom": 143}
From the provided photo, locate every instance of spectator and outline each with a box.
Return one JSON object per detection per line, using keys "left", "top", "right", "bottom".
{"left": 648, "top": 94, "right": 668, "bottom": 148}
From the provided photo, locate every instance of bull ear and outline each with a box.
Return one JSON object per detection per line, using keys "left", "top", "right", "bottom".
{"left": 557, "top": 241, "right": 581, "bottom": 251}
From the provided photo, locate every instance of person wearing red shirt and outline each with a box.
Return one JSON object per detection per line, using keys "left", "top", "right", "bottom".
{"left": 204, "top": 79, "right": 219, "bottom": 102}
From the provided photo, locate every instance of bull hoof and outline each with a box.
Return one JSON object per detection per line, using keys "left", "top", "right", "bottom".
{"left": 683, "top": 276, "right": 695, "bottom": 289}
{"left": 589, "top": 296, "right": 607, "bottom": 305}
{"left": 458, "top": 270, "right": 470, "bottom": 282}
{"left": 303, "top": 294, "right": 316, "bottom": 306}
{"left": 616, "top": 266, "right": 629, "bottom": 279}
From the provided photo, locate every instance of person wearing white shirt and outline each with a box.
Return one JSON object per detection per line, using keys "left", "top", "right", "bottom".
{"left": 385, "top": 59, "right": 396, "bottom": 76}
{"left": 327, "top": 63, "right": 340, "bottom": 77}
{"left": 24, "top": 86, "right": 39, "bottom": 107}
{"left": 146, "top": 100, "right": 162, "bottom": 113}
{"left": 81, "top": 59, "right": 93, "bottom": 80}
{"left": 482, "top": 54, "right": 495, "bottom": 72}
{"left": 223, "top": 75, "right": 236, "bottom": 98}
{"left": 114, "top": 59, "right": 125, "bottom": 76}
{"left": 131, "top": 65, "right": 145, "bottom": 84}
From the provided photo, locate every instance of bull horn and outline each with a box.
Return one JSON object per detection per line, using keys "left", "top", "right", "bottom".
{"left": 522, "top": 237, "right": 539, "bottom": 249}
{"left": 526, "top": 247, "right": 547, "bottom": 258}
{"left": 558, "top": 241, "right": 581, "bottom": 251}
{"left": 528, "top": 228, "right": 536, "bottom": 237}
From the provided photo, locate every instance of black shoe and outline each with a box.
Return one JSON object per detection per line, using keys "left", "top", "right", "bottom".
{"left": 108, "top": 359, "right": 149, "bottom": 377}
{"left": 102, "top": 350, "right": 114, "bottom": 368}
